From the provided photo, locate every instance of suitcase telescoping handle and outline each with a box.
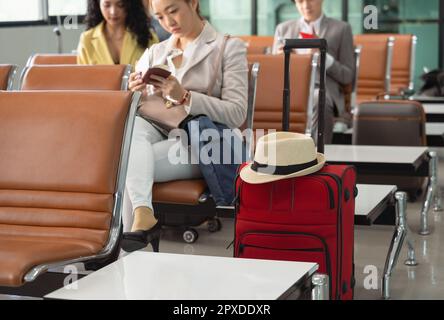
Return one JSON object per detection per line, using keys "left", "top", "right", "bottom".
{"left": 283, "top": 38, "right": 328, "bottom": 154}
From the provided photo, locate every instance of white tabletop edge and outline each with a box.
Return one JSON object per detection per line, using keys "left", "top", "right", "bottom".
{"left": 338, "top": 125, "right": 444, "bottom": 136}
{"left": 355, "top": 184, "right": 397, "bottom": 217}
{"left": 325, "top": 145, "right": 428, "bottom": 164}
{"left": 45, "top": 252, "right": 319, "bottom": 301}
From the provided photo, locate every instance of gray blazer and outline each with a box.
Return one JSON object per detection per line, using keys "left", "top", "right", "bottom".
{"left": 272, "top": 16, "right": 355, "bottom": 116}
{"left": 138, "top": 22, "right": 248, "bottom": 129}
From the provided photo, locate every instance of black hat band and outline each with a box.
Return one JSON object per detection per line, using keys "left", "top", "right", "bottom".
{"left": 251, "top": 159, "right": 319, "bottom": 175}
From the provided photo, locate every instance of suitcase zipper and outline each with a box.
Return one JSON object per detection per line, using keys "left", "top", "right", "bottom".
{"left": 232, "top": 178, "right": 243, "bottom": 257}
{"left": 316, "top": 172, "right": 342, "bottom": 299}
{"left": 310, "top": 176, "right": 335, "bottom": 209}
{"left": 239, "top": 243, "right": 324, "bottom": 253}
{"left": 238, "top": 231, "right": 332, "bottom": 297}
{"left": 338, "top": 167, "right": 358, "bottom": 297}
{"left": 318, "top": 167, "right": 356, "bottom": 299}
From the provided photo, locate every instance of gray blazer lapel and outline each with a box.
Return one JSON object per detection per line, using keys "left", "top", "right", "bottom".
{"left": 293, "top": 23, "right": 300, "bottom": 40}
{"left": 287, "top": 20, "right": 300, "bottom": 40}
{"left": 319, "top": 16, "right": 330, "bottom": 39}
{"left": 181, "top": 42, "right": 214, "bottom": 77}
{"left": 180, "top": 23, "right": 217, "bottom": 80}
{"left": 157, "top": 36, "right": 177, "bottom": 65}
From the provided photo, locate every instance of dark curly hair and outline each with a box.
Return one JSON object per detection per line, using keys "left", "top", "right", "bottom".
{"left": 84, "top": 0, "right": 153, "bottom": 48}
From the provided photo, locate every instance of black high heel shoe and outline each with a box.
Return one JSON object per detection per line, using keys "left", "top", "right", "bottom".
{"left": 121, "top": 222, "right": 162, "bottom": 253}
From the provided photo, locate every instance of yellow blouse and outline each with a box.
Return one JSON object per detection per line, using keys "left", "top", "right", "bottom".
{"left": 76, "top": 21, "right": 159, "bottom": 69}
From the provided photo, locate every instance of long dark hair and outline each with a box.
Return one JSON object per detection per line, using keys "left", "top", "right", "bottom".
{"left": 84, "top": 0, "right": 153, "bottom": 48}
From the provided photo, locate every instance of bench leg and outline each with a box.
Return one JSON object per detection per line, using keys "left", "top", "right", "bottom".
{"left": 401, "top": 198, "right": 418, "bottom": 267}
{"left": 311, "top": 273, "right": 330, "bottom": 300}
{"left": 419, "top": 151, "right": 439, "bottom": 235}
{"left": 404, "top": 233, "right": 418, "bottom": 267}
{"left": 434, "top": 187, "right": 443, "bottom": 212}
{"left": 432, "top": 152, "right": 443, "bottom": 212}
{"left": 382, "top": 192, "right": 417, "bottom": 299}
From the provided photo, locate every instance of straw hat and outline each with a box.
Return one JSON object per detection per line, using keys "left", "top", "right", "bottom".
{"left": 240, "top": 132, "right": 326, "bottom": 184}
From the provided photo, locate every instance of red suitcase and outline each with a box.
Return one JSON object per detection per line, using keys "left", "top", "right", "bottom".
{"left": 234, "top": 39, "right": 357, "bottom": 300}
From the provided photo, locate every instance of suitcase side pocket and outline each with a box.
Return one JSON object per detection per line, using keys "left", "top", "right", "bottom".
{"left": 237, "top": 231, "right": 332, "bottom": 297}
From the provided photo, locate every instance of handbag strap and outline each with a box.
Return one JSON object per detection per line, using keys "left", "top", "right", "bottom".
{"left": 207, "top": 34, "right": 230, "bottom": 97}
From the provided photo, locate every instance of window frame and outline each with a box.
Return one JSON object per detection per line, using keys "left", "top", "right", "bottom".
{"left": 0, "top": 0, "right": 47, "bottom": 26}
{"left": 0, "top": 0, "right": 85, "bottom": 28}
{"left": 345, "top": 0, "right": 442, "bottom": 69}
{"left": 0, "top": 0, "right": 443, "bottom": 69}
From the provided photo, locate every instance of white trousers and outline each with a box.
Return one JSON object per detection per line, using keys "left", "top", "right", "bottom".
{"left": 122, "top": 116, "right": 202, "bottom": 232}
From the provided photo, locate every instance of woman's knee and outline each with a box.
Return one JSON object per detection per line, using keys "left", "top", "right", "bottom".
{"left": 133, "top": 116, "right": 164, "bottom": 144}
{"left": 152, "top": 140, "right": 202, "bottom": 182}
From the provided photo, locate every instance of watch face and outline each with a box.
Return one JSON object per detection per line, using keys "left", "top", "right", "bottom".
{"left": 166, "top": 95, "right": 179, "bottom": 104}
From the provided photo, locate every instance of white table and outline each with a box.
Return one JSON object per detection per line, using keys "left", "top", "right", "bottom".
{"left": 423, "top": 103, "right": 444, "bottom": 114}
{"left": 424, "top": 123, "right": 444, "bottom": 146}
{"left": 45, "top": 252, "right": 318, "bottom": 300}
{"left": 325, "top": 145, "right": 440, "bottom": 235}
{"left": 421, "top": 102, "right": 444, "bottom": 122}
{"left": 355, "top": 184, "right": 396, "bottom": 225}
{"left": 325, "top": 145, "right": 428, "bottom": 169}
{"left": 426, "top": 123, "right": 444, "bottom": 135}
{"left": 411, "top": 96, "right": 444, "bottom": 103}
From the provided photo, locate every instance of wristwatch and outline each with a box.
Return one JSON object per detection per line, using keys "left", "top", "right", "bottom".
{"left": 165, "top": 100, "right": 174, "bottom": 109}
{"left": 165, "top": 90, "right": 190, "bottom": 108}
{"left": 177, "top": 90, "right": 191, "bottom": 105}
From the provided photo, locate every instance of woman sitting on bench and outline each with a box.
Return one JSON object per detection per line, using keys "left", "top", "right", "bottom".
{"left": 77, "top": 0, "right": 159, "bottom": 68}
{"left": 122, "top": 0, "right": 248, "bottom": 252}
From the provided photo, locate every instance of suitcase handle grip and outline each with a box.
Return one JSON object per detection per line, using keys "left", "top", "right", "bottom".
{"left": 284, "top": 38, "right": 327, "bottom": 51}
{"left": 283, "top": 38, "right": 327, "bottom": 154}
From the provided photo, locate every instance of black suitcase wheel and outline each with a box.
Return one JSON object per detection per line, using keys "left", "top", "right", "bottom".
{"left": 183, "top": 229, "right": 199, "bottom": 243}
{"left": 207, "top": 218, "right": 222, "bottom": 233}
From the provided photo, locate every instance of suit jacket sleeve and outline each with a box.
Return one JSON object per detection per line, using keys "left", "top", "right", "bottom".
{"left": 189, "top": 38, "right": 248, "bottom": 129}
{"left": 327, "top": 23, "right": 354, "bottom": 85}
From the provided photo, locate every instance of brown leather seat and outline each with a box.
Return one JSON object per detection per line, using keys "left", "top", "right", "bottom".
{"left": 354, "top": 35, "right": 394, "bottom": 105}
{"left": 0, "top": 91, "right": 137, "bottom": 287}
{"left": 237, "top": 36, "right": 274, "bottom": 55}
{"left": 353, "top": 100, "right": 426, "bottom": 146}
{"left": 247, "top": 54, "right": 315, "bottom": 133}
{"left": 386, "top": 34, "right": 416, "bottom": 93}
{"left": 20, "top": 64, "right": 131, "bottom": 91}
{"left": 0, "top": 64, "right": 17, "bottom": 90}
{"left": 151, "top": 63, "right": 260, "bottom": 206}
{"left": 352, "top": 100, "right": 427, "bottom": 199}
{"left": 153, "top": 180, "right": 208, "bottom": 205}
{"left": 27, "top": 54, "right": 77, "bottom": 66}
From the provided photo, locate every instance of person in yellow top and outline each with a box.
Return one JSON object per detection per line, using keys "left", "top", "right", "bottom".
{"left": 77, "top": 0, "right": 159, "bottom": 69}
